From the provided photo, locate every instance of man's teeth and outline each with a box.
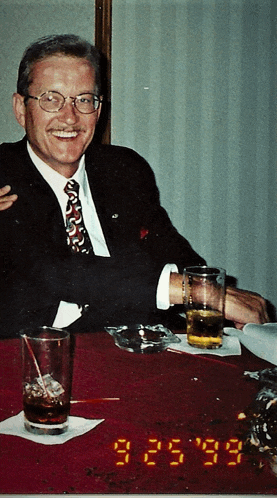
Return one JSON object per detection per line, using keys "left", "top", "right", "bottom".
{"left": 52, "top": 130, "right": 78, "bottom": 138}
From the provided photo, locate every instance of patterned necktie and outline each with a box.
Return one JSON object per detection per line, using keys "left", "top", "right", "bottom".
{"left": 64, "top": 179, "right": 93, "bottom": 254}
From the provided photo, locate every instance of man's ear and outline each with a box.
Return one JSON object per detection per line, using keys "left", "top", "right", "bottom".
{"left": 13, "top": 93, "right": 27, "bottom": 129}
{"left": 95, "top": 99, "right": 102, "bottom": 123}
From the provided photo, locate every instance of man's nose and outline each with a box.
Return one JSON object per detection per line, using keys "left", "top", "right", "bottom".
{"left": 58, "top": 98, "right": 78, "bottom": 123}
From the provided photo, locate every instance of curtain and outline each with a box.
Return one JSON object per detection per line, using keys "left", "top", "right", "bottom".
{"left": 111, "top": 0, "right": 276, "bottom": 308}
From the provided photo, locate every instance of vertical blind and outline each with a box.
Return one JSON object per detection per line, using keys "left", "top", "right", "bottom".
{"left": 112, "top": 0, "right": 276, "bottom": 308}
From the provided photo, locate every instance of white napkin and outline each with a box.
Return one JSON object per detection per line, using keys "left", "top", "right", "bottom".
{"left": 224, "top": 323, "right": 277, "bottom": 365}
{"left": 167, "top": 333, "right": 241, "bottom": 356}
{"left": 0, "top": 411, "right": 104, "bottom": 445}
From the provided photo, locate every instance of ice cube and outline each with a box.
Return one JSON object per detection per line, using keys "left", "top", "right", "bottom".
{"left": 37, "top": 374, "right": 65, "bottom": 397}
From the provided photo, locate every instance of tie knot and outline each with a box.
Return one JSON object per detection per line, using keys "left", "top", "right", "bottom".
{"left": 64, "top": 179, "right": 79, "bottom": 195}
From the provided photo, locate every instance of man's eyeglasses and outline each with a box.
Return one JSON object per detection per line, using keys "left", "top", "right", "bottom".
{"left": 25, "top": 91, "right": 102, "bottom": 114}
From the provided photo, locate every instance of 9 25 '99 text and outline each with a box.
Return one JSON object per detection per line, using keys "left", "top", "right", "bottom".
{"left": 112, "top": 437, "right": 243, "bottom": 467}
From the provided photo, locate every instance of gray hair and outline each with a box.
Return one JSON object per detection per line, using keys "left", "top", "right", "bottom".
{"left": 17, "top": 34, "right": 102, "bottom": 97}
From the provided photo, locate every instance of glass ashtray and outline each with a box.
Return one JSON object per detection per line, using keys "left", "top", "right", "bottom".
{"left": 105, "top": 324, "right": 181, "bottom": 354}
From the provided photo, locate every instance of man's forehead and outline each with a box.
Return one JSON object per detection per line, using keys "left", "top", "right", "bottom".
{"left": 29, "top": 55, "right": 96, "bottom": 87}
{"left": 31, "top": 54, "right": 95, "bottom": 71}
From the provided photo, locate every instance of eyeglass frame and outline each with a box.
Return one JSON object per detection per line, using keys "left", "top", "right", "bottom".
{"left": 24, "top": 90, "right": 102, "bottom": 114}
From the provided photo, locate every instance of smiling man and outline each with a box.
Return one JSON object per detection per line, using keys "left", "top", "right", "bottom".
{"left": 13, "top": 55, "right": 101, "bottom": 178}
{"left": 0, "top": 34, "right": 269, "bottom": 338}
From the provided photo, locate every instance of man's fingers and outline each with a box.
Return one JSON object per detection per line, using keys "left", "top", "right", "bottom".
{"left": 0, "top": 185, "right": 18, "bottom": 210}
{"left": 0, "top": 184, "right": 12, "bottom": 195}
{"left": 0, "top": 200, "right": 16, "bottom": 211}
{"left": 225, "top": 286, "right": 269, "bottom": 328}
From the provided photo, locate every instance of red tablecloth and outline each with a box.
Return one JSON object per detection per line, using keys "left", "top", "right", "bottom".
{"left": 0, "top": 330, "right": 277, "bottom": 495}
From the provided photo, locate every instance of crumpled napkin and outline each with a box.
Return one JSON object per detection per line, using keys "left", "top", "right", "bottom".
{"left": 0, "top": 411, "right": 104, "bottom": 445}
{"left": 167, "top": 333, "right": 241, "bottom": 356}
{"left": 224, "top": 323, "right": 277, "bottom": 365}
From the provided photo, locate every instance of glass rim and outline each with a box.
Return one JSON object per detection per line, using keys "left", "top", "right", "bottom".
{"left": 20, "top": 326, "right": 70, "bottom": 341}
{"left": 183, "top": 265, "right": 226, "bottom": 277}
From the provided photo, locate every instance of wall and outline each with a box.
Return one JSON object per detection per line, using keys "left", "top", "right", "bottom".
{"left": 112, "top": 0, "right": 277, "bottom": 309}
{"left": 0, "top": 0, "right": 95, "bottom": 143}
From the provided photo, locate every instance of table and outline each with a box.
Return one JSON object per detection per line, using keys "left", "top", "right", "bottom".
{"left": 1, "top": 330, "right": 277, "bottom": 495}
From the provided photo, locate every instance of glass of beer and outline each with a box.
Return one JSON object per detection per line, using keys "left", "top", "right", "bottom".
{"left": 183, "top": 266, "right": 226, "bottom": 349}
{"left": 20, "top": 327, "right": 72, "bottom": 435}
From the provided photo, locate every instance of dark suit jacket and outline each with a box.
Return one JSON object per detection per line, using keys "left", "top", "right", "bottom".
{"left": 0, "top": 138, "right": 205, "bottom": 338}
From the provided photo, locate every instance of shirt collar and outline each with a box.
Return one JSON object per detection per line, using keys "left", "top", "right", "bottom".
{"left": 27, "top": 141, "right": 86, "bottom": 193}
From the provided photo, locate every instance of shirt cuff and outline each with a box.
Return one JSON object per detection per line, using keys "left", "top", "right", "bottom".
{"left": 156, "top": 264, "right": 179, "bottom": 310}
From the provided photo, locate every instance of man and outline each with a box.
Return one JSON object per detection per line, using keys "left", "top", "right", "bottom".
{"left": 0, "top": 34, "right": 268, "bottom": 338}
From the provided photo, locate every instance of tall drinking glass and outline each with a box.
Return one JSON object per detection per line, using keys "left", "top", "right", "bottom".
{"left": 183, "top": 266, "right": 226, "bottom": 349}
{"left": 20, "top": 327, "right": 72, "bottom": 435}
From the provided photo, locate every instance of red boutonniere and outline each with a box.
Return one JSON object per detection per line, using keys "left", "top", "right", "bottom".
{"left": 140, "top": 227, "right": 149, "bottom": 240}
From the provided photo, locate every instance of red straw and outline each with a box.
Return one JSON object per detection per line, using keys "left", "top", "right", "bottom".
{"left": 70, "top": 398, "right": 120, "bottom": 404}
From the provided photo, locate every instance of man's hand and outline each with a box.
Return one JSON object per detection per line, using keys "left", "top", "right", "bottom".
{"left": 169, "top": 272, "right": 270, "bottom": 329}
{"left": 224, "top": 285, "right": 269, "bottom": 329}
{"left": 0, "top": 185, "right": 18, "bottom": 211}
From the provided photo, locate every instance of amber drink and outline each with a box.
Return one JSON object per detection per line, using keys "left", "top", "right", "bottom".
{"left": 183, "top": 267, "right": 226, "bottom": 349}
{"left": 20, "top": 327, "right": 71, "bottom": 435}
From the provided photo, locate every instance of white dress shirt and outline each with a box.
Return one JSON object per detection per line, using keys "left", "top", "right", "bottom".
{"left": 27, "top": 143, "right": 176, "bottom": 328}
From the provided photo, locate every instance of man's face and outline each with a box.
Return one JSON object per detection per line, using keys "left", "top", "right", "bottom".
{"left": 13, "top": 55, "right": 101, "bottom": 177}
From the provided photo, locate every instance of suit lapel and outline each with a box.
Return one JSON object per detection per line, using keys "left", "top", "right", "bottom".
{"left": 85, "top": 155, "right": 118, "bottom": 252}
{"left": 9, "top": 139, "right": 67, "bottom": 250}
